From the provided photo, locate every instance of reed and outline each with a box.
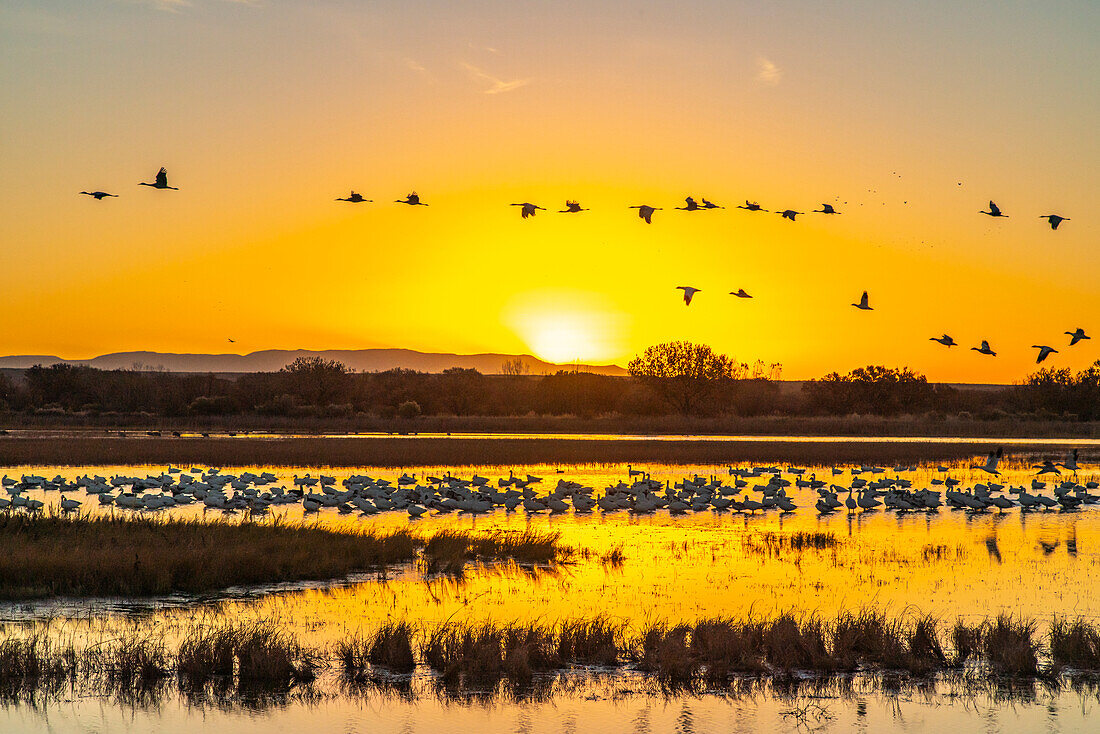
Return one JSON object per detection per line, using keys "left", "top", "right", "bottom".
{"left": 422, "top": 530, "right": 569, "bottom": 574}
{"left": 1048, "top": 618, "right": 1100, "bottom": 669}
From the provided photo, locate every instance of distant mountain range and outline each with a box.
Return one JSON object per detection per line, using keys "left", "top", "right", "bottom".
{"left": 0, "top": 349, "right": 627, "bottom": 376}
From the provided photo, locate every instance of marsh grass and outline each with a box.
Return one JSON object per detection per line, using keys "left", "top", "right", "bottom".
{"left": 742, "top": 532, "right": 838, "bottom": 559}
{"left": 336, "top": 622, "right": 417, "bottom": 677}
{"left": 0, "top": 632, "right": 76, "bottom": 689}
{"left": 421, "top": 530, "right": 569, "bottom": 575}
{"left": 422, "top": 622, "right": 559, "bottom": 683}
{"left": 1049, "top": 618, "right": 1100, "bottom": 669}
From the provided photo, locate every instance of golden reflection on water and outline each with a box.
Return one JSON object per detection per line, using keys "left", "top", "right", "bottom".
{"left": 3, "top": 457, "right": 1099, "bottom": 651}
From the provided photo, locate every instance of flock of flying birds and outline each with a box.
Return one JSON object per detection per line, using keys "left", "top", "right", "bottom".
{"left": 82, "top": 168, "right": 1081, "bottom": 366}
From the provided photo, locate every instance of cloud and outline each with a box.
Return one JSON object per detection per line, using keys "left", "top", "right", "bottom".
{"left": 756, "top": 56, "right": 783, "bottom": 86}
{"left": 461, "top": 62, "right": 530, "bottom": 95}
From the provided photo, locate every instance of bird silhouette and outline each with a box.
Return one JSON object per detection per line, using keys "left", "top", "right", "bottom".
{"left": 395, "top": 192, "right": 427, "bottom": 205}
{"left": 971, "top": 340, "right": 997, "bottom": 356}
{"left": 1066, "top": 328, "right": 1090, "bottom": 346}
{"left": 778, "top": 209, "right": 801, "bottom": 221}
{"left": 335, "top": 191, "right": 371, "bottom": 203}
{"left": 630, "top": 205, "right": 661, "bottom": 223}
{"left": 1041, "top": 214, "right": 1070, "bottom": 230}
{"left": 139, "top": 167, "right": 177, "bottom": 190}
{"left": 851, "top": 291, "right": 872, "bottom": 310}
{"left": 80, "top": 191, "right": 117, "bottom": 200}
{"left": 973, "top": 447, "right": 1003, "bottom": 475}
{"left": 979, "top": 200, "right": 1007, "bottom": 217}
{"left": 737, "top": 200, "right": 766, "bottom": 212}
{"left": 559, "top": 200, "right": 586, "bottom": 213}
{"left": 701, "top": 198, "right": 723, "bottom": 209}
{"left": 511, "top": 202, "right": 544, "bottom": 218}
{"left": 676, "top": 197, "right": 702, "bottom": 211}
{"left": 730, "top": 289, "right": 752, "bottom": 299}
{"left": 813, "top": 203, "right": 840, "bottom": 214}
{"left": 677, "top": 286, "right": 701, "bottom": 305}
{"left": 930, "top": 334, "right": 957, "bottom": 347}
{"left": 228, "top": 338, "right": 235, "bottom": 343}
{"left": 1033, "top": 345, "right": 1058, "bottom": 364}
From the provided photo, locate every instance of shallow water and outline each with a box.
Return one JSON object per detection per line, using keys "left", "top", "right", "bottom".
{"left": 3, "top": 454, "right": 1100, "bottom": 732}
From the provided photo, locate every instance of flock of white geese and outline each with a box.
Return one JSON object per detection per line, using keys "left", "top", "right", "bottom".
{"left": 2, "top": 450, "right": 1096, "bottom": 517}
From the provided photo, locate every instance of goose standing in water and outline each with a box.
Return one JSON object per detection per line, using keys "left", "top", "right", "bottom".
{"left": 1032, "top": 345, "right": 1058, "bottom": 364}
{"left": 971, "top": 340, "right": 997, "bottom": 356}
{"left": 139, "top": 167, "right": 178, "bottom": 190}
{"left": 979, "top": 200, "right": 1007, "bottom": 218}
{"left": 560, "top": 200, "right": 586, "bottom": 213}
{"left": 80, "top": 191, "right": 117, "bottom": 200}
{"left": 511, "top": 202, "right": 545, "bottom": 218}
{"left": 1066, "top": 328, "right": 1089, "bottom": 346}
{"left": 630, "top": 204, "right": 661, "bottom": 223}
{"left": 335, "top": 191, "right": 371, "bottom": 203}
{"left": 930, "top": 334, "right": 957, "bottom": 347}
{"left": 851, "top": 291, "right": 872, "bottom": 310}
{"left": 395, "top": 192, "right": 427, "bottom": 205}
{"left": 677, "top": 286, "right": 701, "bottom": 305}
{"left": 1041, "top": 214, "right": 1070, "bottom": 230}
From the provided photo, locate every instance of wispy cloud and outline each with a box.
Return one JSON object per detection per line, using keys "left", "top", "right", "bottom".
{"left": 756, "top": 56, "right": 783, "bottom": 86}
{"left": 461, "top": 62, "right": 530, "bottom": 95}
{"left": 404, "top": 58, "right": 435, "bottom": 83}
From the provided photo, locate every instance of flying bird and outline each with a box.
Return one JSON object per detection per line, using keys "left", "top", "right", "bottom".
{"left": 979, "top": 200, "right": 1007, "bottom": 218}
{"left": 778, "top": 209, "right": 801, "bottom": 221}
{"left": 930, "top": 334, "right": 957, "bottom": 347}
{"left": 851, "top": 291, "right": 872, "bottom": 310}
{"left": 677, "top": 286, "right": 701, "bottom": 305}
{"left": 511, "top": 202, "right": 545, "bottom": 218}
{"left": 139, "top": 167, "right": 177, "bottom": 190}
{"left": 737, "top": 200, "right": 766, "bottom": 212}
{"left": 730, "top": 289, "right": 752, "bottom": 299}
{"left": 395, "top": 192, "right": 427, "bottom": 205}
{"left": 813, "top": 204, "right": 840, "bottom": 214}
{"left": 80, "top": 191, "right": 117, "bottom": 200}
{"left": 1041, "top": 214, "right": 1070, "bottom": 230}
{"left": 335, "top": 191, "right": 371, "bottom": 203}
{"left": 676, "top": 197, "right": 703, "bottom": 211}
{"left": 701, "top": 198, "right": 723, "bottom": 209}
{"left": 971, "top": 340, "right": 997, "bottom": 356}
{"left": 228, "top": 338, "right": 235, "bottom": 343}
{"left": 630, "top": 205, "right": 661, "bottom": 224}
{"left": 1032, "top": 345, "right": 1058, "bottom": 364}
{"left": 1066, "top": 328, "right": 1090, "bottom": 346}
{"left": 973, "top": 447, "right": 1003, "bottom": 476}
{"left": 560, "top": 200, "right": 586, "bottom": 213}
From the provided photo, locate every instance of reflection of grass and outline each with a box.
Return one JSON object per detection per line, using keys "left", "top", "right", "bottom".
{"left": 0, "top": 513, "right": 569, "bottom": 600}
{"left": 742, "top": 532, "right": 838, "bottom": 559}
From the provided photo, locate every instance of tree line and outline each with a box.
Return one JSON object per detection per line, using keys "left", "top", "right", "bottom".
{"left": 0, "top": 343, "right": 1097, "bottom": 421}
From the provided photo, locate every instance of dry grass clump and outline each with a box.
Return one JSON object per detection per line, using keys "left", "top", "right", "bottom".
{"left": 690, "top": 619, "right": 767, "bottom": 679}
{"left": 234, "top": 626, "right": 317, "bottom": 685}
{"left": 600, "top": 545, "right": 626, "bottom": 569}
{"left": 177, "top": 624, "right": 241, "bottom": 683}
{"left": 421, "top": 622, "right": 558, "bottom": 683}
{"left": 1048, "top": 618, "right": 1100, "bottom": 670}
{"left": 336, "top": 622, "right": 417, "bottom": 677}
{"left": 742, "top": 532, "right": 838, "bottom": 559}
{"left": 951, "top": 620, "right": 983, "bottom": 666}
{"left": 983, "top": 615, "right": 1039, "bottom": 676}
{"left": 0, "top": 632, "right": 76, "bottom": 688}
{"left": 557, "top": 619, "right": 622, "bottom": 666}
{"left": 0, "top": 511, "right": 419, "bottom": 600}
{"left": 422, "top": 530, "right": 568, "bottom": 574}
{"left": 86, "top": 636, "right": 169, "bottom": 687}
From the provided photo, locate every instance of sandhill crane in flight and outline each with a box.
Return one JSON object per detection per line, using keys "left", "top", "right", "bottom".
{"left": 676, "top": 197, "right": 702, "bottom": 211}
{"left": 930, "top": 334, "right": 957, "bottom": 347}
{"left": 778, "top": 209, "right": 801, "bottom": 221}
{"left": 1062, "top": 449, "right": 1081, "bottom": 473}
{"left": 139, "top": 167, "right": 177, "bottom": 190}
{"left": 1066, "top": 328, "right": 1090, "bottom": 346}
{"left": 80, "top": 191, "right": 117, "bottom": 200}
{"left": 701, "top": 198, "right": 723, "bottom": 209}
{"left": 560, "top": 200, "right": 586, "bottom": 213}
{"left": 730, "top": 289, "right": 752, "bottom": 299}
{"left": 677, "top": 286, "right": 701, "bottom": 305}
{"left": 396, "top": 192, "right": 427, "bottom": 205}
{"left": 813, "top": 203, "right": 840, "bottom": 214}
{"left": 851, "top": 291, "right": 872, "bottom": 310}
{"left": 335, "top": 191, "right": 371, "bottom": 203}
{"left": 511, "top": 202, "right": 544, "bottom": 218}
{"left": 1033, "top": 345, "right": 1058, "bottom": 364}
{"left": 971, "top": 340, "right": 997, "bottom": 356}
{"left": 630, "top": 205, "right": 661, "bottom": 224}
{"left": 980, "top": 200, "right": 1007, "bottom": 218}
{"left": 1041, "top": 214, "right": 1070, "bottom": 230}
{"left": 973, "top": 447, "right": 1003, "bottom": 476}
{"left": 737, "top": 200, "right": 766, "bottom": 212}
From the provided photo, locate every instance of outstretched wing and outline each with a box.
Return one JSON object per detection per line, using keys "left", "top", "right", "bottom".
{"left": 156, "top": 168, "right": 168, "bottom": 187}
{"left": 988, "top": 200, "right": 1000, "bottom": 216}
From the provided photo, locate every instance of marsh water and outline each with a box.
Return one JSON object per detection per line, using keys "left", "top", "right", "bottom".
{"left": 3, "top": 451, "right": 1100, "bottom": 732}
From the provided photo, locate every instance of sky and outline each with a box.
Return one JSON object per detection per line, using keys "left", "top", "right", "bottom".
{"left": 1, "top": 0, "right": 1098, "bottom": 382}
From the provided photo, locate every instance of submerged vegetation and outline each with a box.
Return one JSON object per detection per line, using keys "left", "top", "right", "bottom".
{"left": 0, "top": 512, "right": 570, "bottom": 600}
{"left": 2, "top": 612, "right": 1100, "bottom": 699}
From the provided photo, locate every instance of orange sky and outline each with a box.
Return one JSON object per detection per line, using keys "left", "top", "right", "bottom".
{"left": 1, "top": 1, "right": 1097, "bottom": 381}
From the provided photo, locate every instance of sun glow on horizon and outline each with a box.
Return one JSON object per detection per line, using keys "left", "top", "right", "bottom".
{"left": 506, "top": 291, "right": 630, "bottom": 365}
